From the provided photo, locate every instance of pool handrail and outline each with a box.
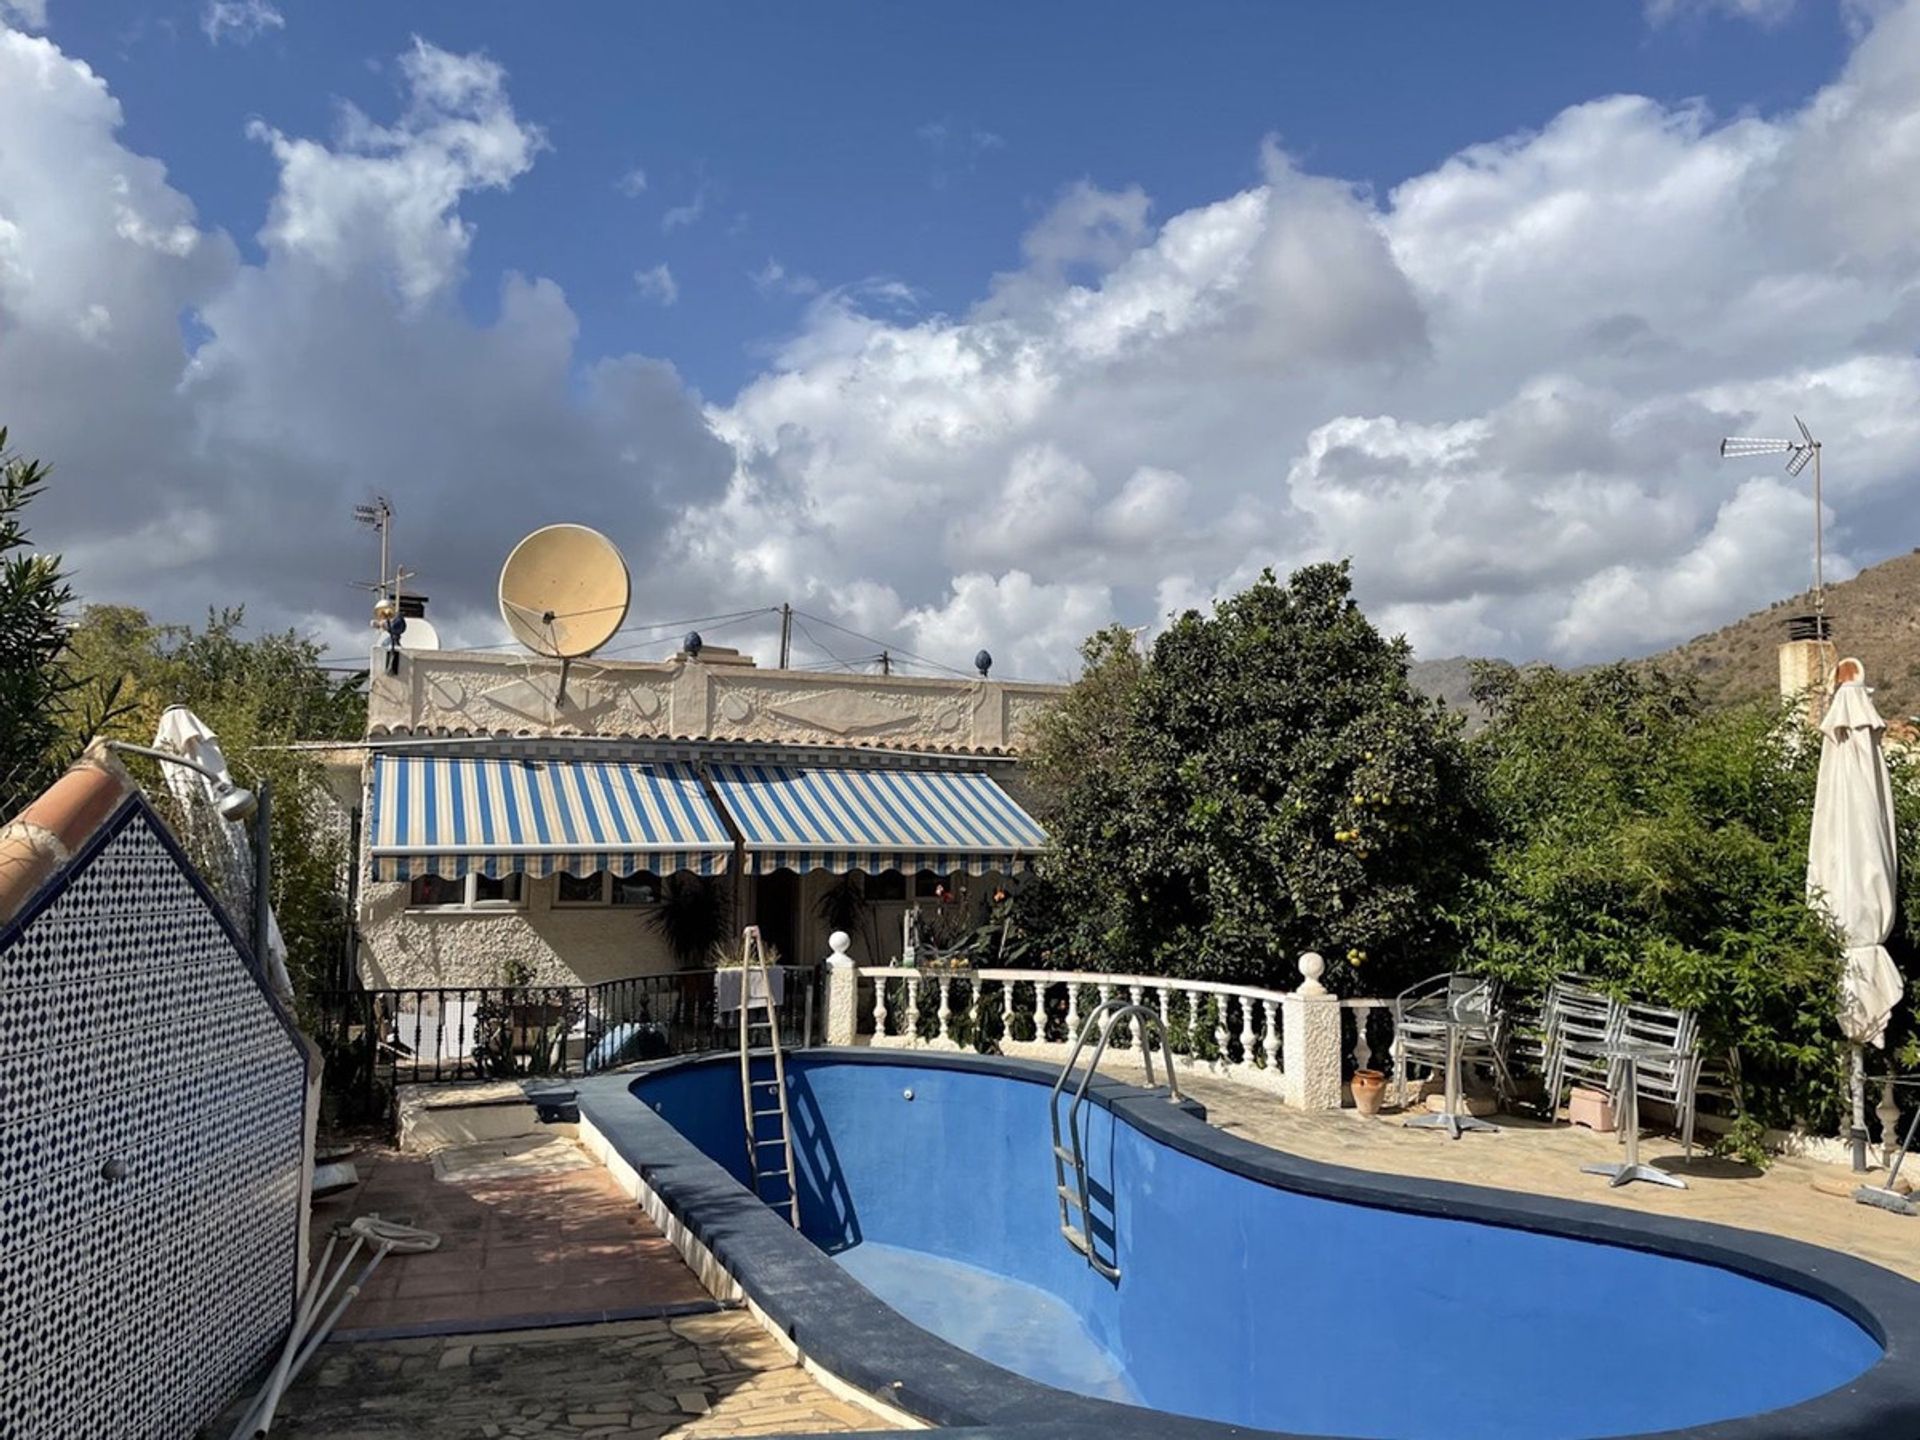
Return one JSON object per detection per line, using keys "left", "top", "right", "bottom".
{"left": 1050, "top": 997, "right": 1183, "bottom": 1279}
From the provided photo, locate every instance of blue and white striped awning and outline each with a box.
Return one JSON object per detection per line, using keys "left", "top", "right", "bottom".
{"left": 369, "top": 755, "right": 733, "bottom": 881}
{"left": 704, "top": 764, "right": 1046, "bottom": 876}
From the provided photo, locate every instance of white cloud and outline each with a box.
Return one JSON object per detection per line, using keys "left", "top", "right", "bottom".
{"left": 12, "top": 6, "right": 1920, "bottom": 683}
{"left": 634, "top": 262, "right": 677, "bottom": 306}
{"left": 202, "top": 0, "right": 284, "bottom": 45}
{"left": 751, "top": 258, "right": 818, "bottom": 298}
{"left": 0, "top": 29, "right": 730, "bottom": 654}
{"left": 615, "top": 166, "right": 647, "bottom": 197}
{"left": 662, "top": 182, "right": 707, "bottom": 233}
{"left": 244, "top": 40, "right": 544, "bottom": 310}
{"left": 0, "top": 0, "right": 47, "bottom": 30}
{"left": 1646, "top": 0, "right": 1797, "bottom": 26}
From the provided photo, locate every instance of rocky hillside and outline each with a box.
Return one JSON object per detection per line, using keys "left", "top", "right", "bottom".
{"left": 1409, "top": 548, "right": 1920, "bottom": 726}
{"left": 1652, "top": 550, "right": 1920, "bottom": 723}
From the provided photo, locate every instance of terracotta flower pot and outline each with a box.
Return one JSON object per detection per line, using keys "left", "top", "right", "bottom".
{"left": 1350, "top": 1069, "right": 1387, "bottom": 1116}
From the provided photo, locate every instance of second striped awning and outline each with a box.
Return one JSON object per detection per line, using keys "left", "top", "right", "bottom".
{"left": 368, "top": 755, "right": 734, "bottom": 881}
{"left": 704, "top": 763, "right": 1046, "bottom": 876}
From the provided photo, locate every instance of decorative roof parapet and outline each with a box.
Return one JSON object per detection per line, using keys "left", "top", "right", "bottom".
{"left": 365, "top": 648, "right": 1064, "bottom": 756}
{"left": 0, "top": 741, "right": 136, "bottom": 926}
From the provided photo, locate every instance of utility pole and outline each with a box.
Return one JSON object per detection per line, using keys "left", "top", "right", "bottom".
{"left": 879, "top": 649, "right": 891, "bottom": 676}
{"left": 779, "top": 603, "right": 793, "bottom": 668}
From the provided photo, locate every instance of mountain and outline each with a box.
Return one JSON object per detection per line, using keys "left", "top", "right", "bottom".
{"left": 1409, "top": 549, "right": 1920, "bottom": 729}
{"left": 1652, "top": 550, "right": 1920, "bottom": 724}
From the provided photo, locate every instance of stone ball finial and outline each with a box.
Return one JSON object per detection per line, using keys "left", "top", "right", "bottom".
{"left": 1297, "top": 951, "right": 1328, "bottom": 996}
{"left": 828, "top": 930, "right": 852, "bottom": 963}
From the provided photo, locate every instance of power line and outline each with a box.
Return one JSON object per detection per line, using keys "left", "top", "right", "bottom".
{"left": 789, "top": 608, "right": 974, "bottom": 678}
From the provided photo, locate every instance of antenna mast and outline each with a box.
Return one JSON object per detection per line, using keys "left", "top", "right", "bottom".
{"left": 1719, "top": 417, "right": 1827, "bottom": 636}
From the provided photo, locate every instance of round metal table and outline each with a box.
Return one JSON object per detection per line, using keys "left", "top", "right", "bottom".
{"left": 1581, "top": 1040, "right": 1686, "bottom": 1190}
{"left": 1403, "top": 1016, "right": 1500, "bottom": 1141}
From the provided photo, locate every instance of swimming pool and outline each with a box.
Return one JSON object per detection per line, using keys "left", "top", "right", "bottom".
{"left": 578, "top": 1050, "right": 1920, "bottom": 1439}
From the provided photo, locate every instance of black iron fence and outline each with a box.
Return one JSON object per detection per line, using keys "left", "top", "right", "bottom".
{"left": 311, "top": 966, "right": 816, "bottom": 1119}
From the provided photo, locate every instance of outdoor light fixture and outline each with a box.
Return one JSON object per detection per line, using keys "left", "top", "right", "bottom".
{"left": 974, "top": 648, "right": 993, "bottom": 678}
{"left": 106, "top": 741, "right": 258, "bottom": 821}
{"left": 1719, "top": 416, "right": 1826, "bottom": 627}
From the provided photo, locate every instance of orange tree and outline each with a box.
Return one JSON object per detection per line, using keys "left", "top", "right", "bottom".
{"left": 1023, "top": 562, "right": 1482, "bottom": 996}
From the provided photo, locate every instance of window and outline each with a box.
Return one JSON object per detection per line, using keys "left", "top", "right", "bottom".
{"left": 866, "top": 871, "right": 906, "bottom": 903}
{"left": 408, "top": 874, "right": 524, "bottom": 911}
{"left": 609, "top": 874, "right": 659, "bottom": 907}
{"left": 552, "top": 871, "right": 662, "bottom": 907}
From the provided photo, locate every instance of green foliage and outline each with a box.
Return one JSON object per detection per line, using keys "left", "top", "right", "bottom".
{"left": 1025, "top": 563, "right": 1482, "bottom": 994}
{"left": 0, "top": 429, "right": 76, "bottom": 819}
{"left": 1460, "top": 662, "right": 1881, "bottom": 1132}
{"left": 60, "top": 604, "right": 366, "bottom": 998}
{"left": 650, "top": 875, "right": 732, "bottom": 966}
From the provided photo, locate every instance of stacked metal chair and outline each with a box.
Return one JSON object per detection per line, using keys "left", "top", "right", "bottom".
{"left": 1392, "top": 973, "right": 1515, "bottom": 1111}
{"left": 1614, "top": 999, "right": 1704, "bottom": 1159}
{"left": 1540, "top": 975, "right": 1619, "bottom": 1119}
{"left": 1539, "top": 976, "right": 1703, "bottom": 1156}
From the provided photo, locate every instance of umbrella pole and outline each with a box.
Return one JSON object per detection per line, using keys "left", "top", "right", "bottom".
{"left": 1852, "top": 1044, "right": 1869, "bottom": 1173}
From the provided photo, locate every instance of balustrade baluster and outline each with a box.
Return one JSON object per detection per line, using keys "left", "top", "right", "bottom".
{"left": 997, "top": 979, "right": 1010, "bottom": 1044}
{"left": 1262, "top": 999, "right": 1279, "bottom": 1072}
{"left": 873, "top": 974, "right": 888, "bottom": 1038}
{"left": 1352, "top": 1003, "right": 1374, "bottom": 1074}
{"left": 1213, "top": 994, "right": 1229, "bottom": 1064}
{"left": 1129, "top": 985, "right": 1145, "bottom": 1053}
{"left": 937, "top": 976, "right": 954, "bottom": 1043}
{"left": 1239, "top": 996, "right": 1255, "bottom": 1070}
{"left": 1066, "top": 983, "right": 1081, "bottom": 1041}
{"left": 905, "top": 975, "right": 921, "bottom": 1043}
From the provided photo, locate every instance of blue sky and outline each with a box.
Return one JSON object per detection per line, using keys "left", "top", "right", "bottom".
{"left": 59, "top": 2, "right": 1852, "bottom": 399}
{"left": 4, "top": 1, "right": 1917, "bottom": 678}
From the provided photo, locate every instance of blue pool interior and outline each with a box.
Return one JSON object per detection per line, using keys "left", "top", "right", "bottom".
{"left": 632, "top": 1056, "right": 1882, "bottom": 1439}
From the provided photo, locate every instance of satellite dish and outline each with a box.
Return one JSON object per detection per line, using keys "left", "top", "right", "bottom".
{"left": 401, "top": 616, "right": 441, "bottom": 651}
{"left": 498, "top": 525, "right": 631, "bottom": 659}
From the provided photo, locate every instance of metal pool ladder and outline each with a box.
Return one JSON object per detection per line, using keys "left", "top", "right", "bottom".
{"left": 1050, "top": 997, "right": 1182, "bottom": 1280}
{"left": 736, "top": 926, "right": 800, "bottom": 1227}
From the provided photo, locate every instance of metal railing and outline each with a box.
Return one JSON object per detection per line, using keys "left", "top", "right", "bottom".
{"left": 311, "top": 966, "right": 816, "bottom": 1118}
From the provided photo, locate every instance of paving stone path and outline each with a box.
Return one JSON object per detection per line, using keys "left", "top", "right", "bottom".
{"left": 237, "top": 1312, "right": 881, "bottom": 1439}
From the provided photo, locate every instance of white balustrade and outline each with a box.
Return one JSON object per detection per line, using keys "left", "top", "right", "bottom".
{"left": 848, "top": 962, "right": 1331, "bottom": 1101}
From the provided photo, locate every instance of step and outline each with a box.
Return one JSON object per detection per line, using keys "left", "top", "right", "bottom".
{"left": 1051, "top": 1145, "right": 1080, "bottom": 1166}
{"left": 1056, "top": 1184, "right": 1084, "bottom": 1210}
{"left": 1061, "top": 1223, "right": 1090, "bottom": 1255}
{"left": 752, "top": 1108, "right": 785, "bottom": 1119}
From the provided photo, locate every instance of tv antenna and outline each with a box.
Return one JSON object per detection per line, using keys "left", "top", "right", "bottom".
{"left": 497, "top": 524, "right": 631, "bottom": 709}
{"left": 1719, "top": 416, "right": 1827, "bottom": 633}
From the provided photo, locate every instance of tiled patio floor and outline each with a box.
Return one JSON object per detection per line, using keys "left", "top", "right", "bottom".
{"left": 316, "top": 1142, "right": 716, "bottom": 1338}
{"left": 226, "top": 1312, "right": 880, "bottom": 1439}
{"left": 204, "top": 1137, "right": 888, "bottom": 1438}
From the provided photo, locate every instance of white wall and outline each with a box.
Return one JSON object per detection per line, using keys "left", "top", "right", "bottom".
{"left": 358, "top": 873, "right": 687, "bottom": 988}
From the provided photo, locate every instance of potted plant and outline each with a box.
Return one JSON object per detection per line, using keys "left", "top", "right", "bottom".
{"left": 1350, "top": 1067, "right": 1388, "bottom": 1116}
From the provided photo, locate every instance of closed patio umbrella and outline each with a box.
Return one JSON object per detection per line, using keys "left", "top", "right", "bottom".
{"left": 153, "top": 705, "right": 294, "bottom": 1002}
{"left": 1807, "top": 662, "right": 1902, "bottom": 1170}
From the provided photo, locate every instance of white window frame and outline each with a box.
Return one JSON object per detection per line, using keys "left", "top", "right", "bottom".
{"left": 407, "top": 873, "right": 527, "bottom": 914}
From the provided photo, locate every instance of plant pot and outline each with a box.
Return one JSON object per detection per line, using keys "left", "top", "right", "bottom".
{"left": 1350, "top": 1069, "right": 1387, "bottom": 1116}
{"left": 1569, "top": 1085, "right": 1617, "bottom": 1132}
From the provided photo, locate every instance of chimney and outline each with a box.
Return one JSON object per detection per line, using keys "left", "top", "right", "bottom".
{"left": 1778, "top": 613, "right": 1835, "bottom": 728}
